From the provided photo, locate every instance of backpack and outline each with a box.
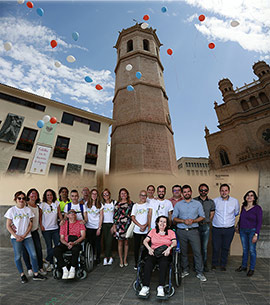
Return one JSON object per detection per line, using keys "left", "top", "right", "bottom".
{"left": 67, "top": 202, "right": 85, "bottom": 220}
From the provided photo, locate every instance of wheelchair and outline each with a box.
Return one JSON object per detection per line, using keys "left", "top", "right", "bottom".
{"left": 53, "top": 241, "right": 94, "bottom": 280}
{"left": 133, "top": 243, "right": 181, "bottom": 300}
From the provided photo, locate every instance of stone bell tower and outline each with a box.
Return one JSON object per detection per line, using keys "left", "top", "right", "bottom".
{"left": 110, "top": 24, "right": 177, "bottom": 174}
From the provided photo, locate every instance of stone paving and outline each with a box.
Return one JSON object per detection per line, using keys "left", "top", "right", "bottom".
{"left": 0, "top": 248, "right": 269, "bottom": 305}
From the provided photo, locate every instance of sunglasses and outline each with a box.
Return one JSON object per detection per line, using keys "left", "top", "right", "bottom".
{"left": 17, "top": 197, "right": 26, "bottom": 201}
{"left": 140, "top": 194, "right": 147, "bottom": 197}
{"left": 68, "top": 211, "right": 76, "bottom": 214}
{"left": 103, "top": 193, "right": 110, "bottom": 196}
{"left": 199, "top": 189, "right": 208, "bottom": 192}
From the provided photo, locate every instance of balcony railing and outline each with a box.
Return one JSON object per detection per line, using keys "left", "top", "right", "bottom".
{"left": 85, "top": 153, "right": 98, "bottom": 165}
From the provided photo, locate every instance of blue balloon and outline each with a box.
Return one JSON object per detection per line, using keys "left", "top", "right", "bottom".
{"left": 36, "top": 8, "right": 44, "bottom": 16}
{"left": 72, "top": 32, "right": 79, "bottom": 41}
{"left": 127, "top": 85, "right": 134, "bottom": 92}
{"left": 85, "top": 76, "right": 93, "bottom": 83}
{"left": 161, "top": 6, "right": 167, "bottom": 13}
{"left": 136, "top": 71, "right": 142, "bottom": 79}
{"left": 37, "top": 120, "right": 44, "bottom": 128}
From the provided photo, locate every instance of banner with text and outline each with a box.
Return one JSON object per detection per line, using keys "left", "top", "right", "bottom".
{"left": 30, "top": 145, "right": 51, "bottom": 175}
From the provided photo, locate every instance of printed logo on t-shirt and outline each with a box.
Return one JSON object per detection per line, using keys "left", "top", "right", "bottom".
{"left": 104, "top": 207, "right": 113, "bottom": 213}
{"left": 87, "top": 208, "right": 100, "bottom": 215}
{"left": 137, "top": 208, "right": 147, "bottom": 215}
{"left": 43, "top": 207, "right": 57, "bottom": 214}
{"left": 14, "top": 212, "right": 31, "bottom": 219}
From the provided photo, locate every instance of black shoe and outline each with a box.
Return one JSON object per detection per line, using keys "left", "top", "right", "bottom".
{"left": 211, "top": 265, "right": 217, "bottom": 270}
{"left": 247, "top": 270, "right": 254, "bottom": 277}
{"left": 33, "top": 273, "right": 47, "bottom": 281}
{"left": 204, "top": 265, "right": 209, "bottom": 272}
{"left": 235, "top": 266, "right": 247, "bottom": 272}
{"left": 21, "top": 274, "right": 28, "bottom": 283}
{"left": 220, "top": 266, "right": 226, "bottom": 271}
{"left": 96, "top": 258, "right": 100, "bottom": 265}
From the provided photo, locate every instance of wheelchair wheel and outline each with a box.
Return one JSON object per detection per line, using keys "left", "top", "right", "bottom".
{"left": 174, "top": 251, "right": 181, "bottom": 287}
{"left": 85, "top": 242, "right": 94, "bottom": 272}
{"left": 53, "top": 269, "right": 62, "bottom": 280}
{"left": 76, "top": 269, "right": 87, "bottom": 280}
{"left": 133, "top": 280, "right": 143, "bottom": 292}
{"left": 164, "top": 285, "right": 175, "bottom": 298}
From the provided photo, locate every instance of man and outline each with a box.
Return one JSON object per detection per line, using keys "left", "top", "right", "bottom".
{"left": 194, "top": 183, "right": 215, "bottom": 272}
{"left": 169, "top": 184, "right": 183, "bottom": 208}
{"left": 172, "top": 185, "right": 207, "bottom": 282}
{"left": 63, "top": 190, "right": 87, "bottom": 223}
{"left": 146, "top": 185, "right": 155, "bottom": 203}
{"left": 148, "top": 185, "right": 173, "bottom": 229}
{"left": 211, "top": 184, "right": 240, "bottom": 271}
{"left": 79, "top": 187, "right": 90, "bottom": 204}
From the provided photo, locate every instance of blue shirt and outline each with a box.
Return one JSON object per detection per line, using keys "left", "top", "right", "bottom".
{"left": 212, "top": 196, "right": 240, "bottom": 228}
{"left": 172, "top": 199, "right": 205, "bottom": 229}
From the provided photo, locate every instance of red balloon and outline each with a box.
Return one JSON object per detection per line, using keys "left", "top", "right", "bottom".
{"left": 50, "top": 40, "right": 57, "bottom": 48}
{"left": 199, "top": 14, "right": 205, "bottom": 22}
{"left": 95, "top": 84, "right": 103, "bottom": 91}
{"left": 50, "top": 117, "right": 57, "bottom": 124}
{"left": 208, "top": 42, "right": 215, "bottom": 49}
{"left": 26, "top": 1, "right": 33, "bottom": 8}
{"left": 167, "top": 48, "right": 173, "bottom": 55}
{"left": 143, "top": 15, "right": 149, "bottom": 21}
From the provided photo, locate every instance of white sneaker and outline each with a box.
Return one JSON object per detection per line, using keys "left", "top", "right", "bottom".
{"left": 62, "top": 269, "right": 69, "bottom": 280}
{"left": 107, "top": 257, "right": 113, "bottom": 265}
{"left": 196, "top": 273, "right": 207, "bottom": 282}
{"left": 103, "top": 258, "right": 108, "bottom": 266}
{"left": 157, "top": 286, "right": 165, "bottom": 297}
{"left": 68, "top": 270, "right": 75, "bottom": 279}
{"left": 139, "top": 286, "right": 150, "bottom": 297}
{"left": 39, "top": 268, "right": 47, "bottom": 276}
{"left": 181, "top": 271, "right": 190, "bottom": 278}
{"left": 27, "top": 269, "right": 33, "bottom": 277}
{"left": 46, "top": 264, "right": 53, "bottom": 272}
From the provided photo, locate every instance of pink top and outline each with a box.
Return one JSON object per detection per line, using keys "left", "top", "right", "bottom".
{"left": 147, "top": 229, "right": 176, "bottom": 250}
{"left": 60, "top": 220, "right": 86, "bottom": 243}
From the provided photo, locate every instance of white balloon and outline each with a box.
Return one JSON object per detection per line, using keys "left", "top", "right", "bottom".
{"left": 231, "top": 20, "right": 240, "bottom": 27}
{"left": 125, "top": 64, "right": 133, "bottom": 71}
{"left": 17, "top": 0, "right": 25, "bottom": 4}
{"left": 141, "top": 22, "right": 149, "bottom": 30}
{"left": 67, "top": 55, "right": 76, "bottom": 63}
{"left": 42, "top": 115, "right": 51, "bottom": 123}
{"left": 54, "top": 61, "right": 61, "bottom": 68}
{"left": 4, "top": 42, "right": 12, "bottom": 51}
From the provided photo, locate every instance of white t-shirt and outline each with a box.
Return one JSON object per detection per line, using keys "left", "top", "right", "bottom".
{"left": 85, "top": 203, "right": 104, "bottom": 229}
{"left": 27, "top": 205, "right": 39, "bottom": 231}
{"left": 64, "top": 203, "right": 85, "bottom": 221}
{"left": 4, "top": 206, "right": 35, "bottom": 239}
{"left": 39, "top": 201, "right": 59, "bottom": 230}
{"left": 131, "top": 202, "right": 149, "bottom": 234}
{"left": 103, "top": 201, "right": 115, "bottom": 224}
{"left": 149, "top": 199, "right": 173, "bottom": 229}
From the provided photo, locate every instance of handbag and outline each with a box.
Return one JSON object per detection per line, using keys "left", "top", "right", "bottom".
{"left": 154, "top": 245, "right": 168, "bottom": 258}
{"left": 126, "top": 221, "right": 135, "bottom": 239}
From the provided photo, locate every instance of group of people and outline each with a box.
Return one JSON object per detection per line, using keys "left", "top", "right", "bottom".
{"left": 5, "top": 183, "right": 263, "bottom": 297}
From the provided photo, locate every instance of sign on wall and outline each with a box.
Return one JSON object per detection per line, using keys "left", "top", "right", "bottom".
{"left": 0, "top": 113, "right": 24, "bottom": 144}
{"left": 30, "top": 145, "right": 51, "bottom": 175}
{"left": 38, "top": 122, "right": 57, "bottom": 146}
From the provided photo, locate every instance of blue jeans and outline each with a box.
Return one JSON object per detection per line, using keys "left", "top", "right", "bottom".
{"left": 42, "top": 229, "right": 60, "bottom": 264}
{"left": 11, "top": 237, "right": 38, "bottom": 274}
{"left": 23, "top": 229, "right": 43, "bottom": 270}
{"left": 240, "top": 228, "right": 257, "bottom": 270}
{"left": 198, "top": 223, "right": 210, "bottom": 265}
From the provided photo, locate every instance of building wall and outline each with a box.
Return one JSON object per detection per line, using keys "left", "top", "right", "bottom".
{"left": 177, "top": 157, "right": 210, "bottom": 176}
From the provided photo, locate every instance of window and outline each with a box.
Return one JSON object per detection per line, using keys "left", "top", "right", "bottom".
{"left": 241, "top": 100, "right": 249, "bottom": 111}
{"left": 127, "top": 40, "right": 133, "bottom": 52}
{"left": 53, "top": 136, "right": 70, "bottom": 159}
{"left": 61, "top": 112, "right": 100, "bottom": 133}
{"left": 89, "top": 120, "right": 100, "bottom": 133}
{"left": 61, "top": 112, "right": 74, "bottom": 125}
{"left": 219, "top": 149, "right": 230, "bottom": 166}
{"left": 7, "top": 157, "right": 28, "bottom": 173}
{"left": 250, "top": 96, "right": 259, "bottom": 107}
{"left": 85, "top": 143, "right": 98, "bottom": 165}
{"left": 16, "top": 127, "right": 37, "bottom": 152}
{"left": 143, "top": 39, "right": 149, "bottom": 51}
{"left": 187, "top": 170, "right": 190, "bottom": 176}
{"left": 83, "top": 169, "right": 96, "bottom": 179}
{"left": 0, "top": 92, "right": 45, "bottom": 111}
{"left": 259, "top": 92, "right": 269, "bottom": 104}
{"left": 49, "top": 163, "right": 64, "bottom": 175}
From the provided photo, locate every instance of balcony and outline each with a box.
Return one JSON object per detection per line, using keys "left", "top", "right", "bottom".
{"left": 53, "top": 146, "right": 69, "bottom": 159}
{"left": 85, "top": 153, "right": 98, "bottom": 165}
{"left": 16, "top": 138, "right": 34, "bottom": 152}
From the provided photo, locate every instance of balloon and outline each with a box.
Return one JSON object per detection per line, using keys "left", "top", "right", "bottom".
{"left": 36, "top": 8, "right": 44, "bottom": 16}
{"left": 85, "top": 76, "right": 93, "bottom": 83}
{"left": 143, "top": 15, "right": 149, "bottom": 21}
{"left": 50, "top": 117, "right": 57, "bottom": 124}
{"left": 96, "top": 84, "right": 103, "bottom": 90}
{"left": 231, "top": 20, "right": 240, "bottom": 27}
{"left": 141, "top": 22, "right": 149, "bottom": 30}
{"left": 167, "top": 48, "right": 173, "bottom": 55}
{"left": 50, "top": 40, "right": 57, "bottom": 48}
{"left": 161, "top": 6, "right": 167, "bottom": 13}
{"left": 127, "top": 85, "right": 134, "bottom": 92}
{"left": 54, "top": 61, "right": 61, "bottom": 68}
{"left": 37, "top": 120, "right": 44, "bottom": 128}
{"left": 4, "top": 42, "right": 12, "bottom": 51}
{"left": 72, "top": 32, "right": 79, "bottom": 41}
{"left": 42, "top": 115, "right": 51, "bottom": 123}
{"left": 136, "top": 71, "right": 142, "bottom": 79}
{"left": 17, "top": 0, "right": 25, "bottom": 4}
{"left": 126, "top": 64, "right": 133, "bottom": 71}
{"left": 26, "top": 1, "right": 33, "bottom": 8}
{"left": 199, "top": 14, "right": 205, "bottom": 22}
{"left": 208, "top": 42, "right": 215, "bottom": 49}
{"left": 67, "top": 55, "right": 76, "bottom": 63}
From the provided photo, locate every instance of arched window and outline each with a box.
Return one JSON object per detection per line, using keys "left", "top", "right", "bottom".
{"left": 259, "top": 92, "right": 269, "bottom": 104}
{"left": 219, "top": 149, "right": 230, "bottom": 166}
{"left": 143, "top": 39, "right": 149, "bottom": 51}
{"left": 241, "top": 100, "right": 249, "bottom": 111}
{"left": 250, "top": 96, "right": 259, "bottom": 107}
{"left": 127, "top": 40, "right": 133, "bottom": 52}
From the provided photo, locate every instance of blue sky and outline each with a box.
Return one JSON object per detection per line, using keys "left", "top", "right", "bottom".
{"left": 0, "top": 0, "right": 269, "bottom": 159}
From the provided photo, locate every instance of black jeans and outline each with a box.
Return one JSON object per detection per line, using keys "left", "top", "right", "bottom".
{"left": 143, "top": 255, "right": 170, "bottom": 286}
{"left": 53, "top": 242, "right": 81, "bottom": 269}
{"left": 23, "top": 229, "right": 43, "bottom": 270}
{"left": 86, "top": 228, "right": 101, "bottom": 261}
{"left": 133, "top": 233, "right": 147, "bottom": 267}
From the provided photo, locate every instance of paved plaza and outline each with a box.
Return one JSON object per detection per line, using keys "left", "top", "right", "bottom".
{"left": 0, "top": 248, "right": 269, "bottom": 305}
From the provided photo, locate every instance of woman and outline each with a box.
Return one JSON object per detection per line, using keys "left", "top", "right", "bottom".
{"left": 101, "top": 188, "right": 116, "bottom": 266}
{"left": 235, "top": 190, "right": 263, "bottom": 276}
{"left": 22, "top": 188, "right": 46, "bottom": 276}
{"left": 139, "top": 216, "right": 177, "bottom": 298}
{"left": 113, "top": 188, "right": 133, "bottom": 267}
{"left": 4, "top": 191, "right": 46, "bottom": 283}
{"left": 85, "top": 189, "right": 104, "bottom": 265}
{"left": 54, "top": 209, "right": 86, "bottom": 279}
{"left": 39, "top": 189, "right": 63, "bottom": 271}
{"left": 57, "top": 187, "right": 71, "bottom": 213}
{"left": 131, "top": 190, "right": 149, "bottom": 270}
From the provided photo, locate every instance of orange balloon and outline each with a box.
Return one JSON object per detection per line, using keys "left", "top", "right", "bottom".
{"left": 96, "top": 84, "right": 103, "bottom": 90}
{"left": 199, "top": 14, "right": 205, "bottom": 22}
{"left": 26, "top": 1, "right": 33, "bottom": 8}
{"left": 50, "top": 117, "right": 57, "bottom": 124}
{"left": 143, "top": 15, "right": 149, "bottom": 21}
{"left": 208, "top": 43, "right": 215, "bottom": 49}
{"left": 167, "top": 48, "right": 173, "bottom": 55}
{"left": 50, "top": 40, "right": 57, "bottom": 48}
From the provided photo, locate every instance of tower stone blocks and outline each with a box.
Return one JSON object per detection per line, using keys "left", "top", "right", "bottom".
{"left": 110, "top": 24, "right": 177, "bottom": 174}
